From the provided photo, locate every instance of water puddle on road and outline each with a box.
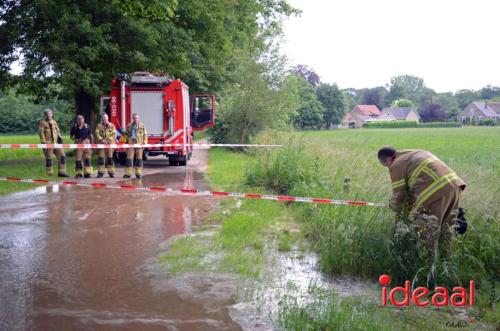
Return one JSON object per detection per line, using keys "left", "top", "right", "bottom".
{"left": 0, "top": 162, "right": 243, "bottom": 330}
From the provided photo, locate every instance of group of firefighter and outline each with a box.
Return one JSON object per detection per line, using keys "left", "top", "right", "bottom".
{"left": 38, "top": 108, "right": 468, "bottom": 260}
{"left": 39, "top": 108, "right": 148, "bottom": 179}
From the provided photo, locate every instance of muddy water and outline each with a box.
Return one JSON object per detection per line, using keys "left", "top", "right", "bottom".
{"left": 0, "top": 152, "right": 242, "bottom": 331}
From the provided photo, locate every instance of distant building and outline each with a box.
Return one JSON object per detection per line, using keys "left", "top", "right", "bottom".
{"left": 341, "top": 105, "right": 381, "bottom": 128}
{"left": 459, "top": 101, "right": 500, "bottom": 123}
{"left": 379, "top": 107, "right": 421, "bottom": 123}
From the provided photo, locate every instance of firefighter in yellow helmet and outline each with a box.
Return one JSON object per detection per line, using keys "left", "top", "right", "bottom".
{"left": 124, "top": 113, "right": 147, "bottom": 179}
{"left": 70, "top": 115, "right": 93, "bottom": 178}
{"left": 38, "top": 109, "right": 68, "bottom": 177}
{"left": 95, "top": 113, "right": 117, "bottom": 178}
{"left": 378, "top": 147, "right": 466, "bottom": 258}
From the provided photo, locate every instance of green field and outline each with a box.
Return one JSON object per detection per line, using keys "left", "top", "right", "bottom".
{"left": 0, "top": 135, "right": 78, "bottom": 195}
{"left": 247, "top": 126, "right": 499, "bottom": 328}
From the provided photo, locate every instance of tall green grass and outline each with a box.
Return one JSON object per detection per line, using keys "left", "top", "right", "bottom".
{"left": 247, "top": 128, "right": 499, "bottom": 289}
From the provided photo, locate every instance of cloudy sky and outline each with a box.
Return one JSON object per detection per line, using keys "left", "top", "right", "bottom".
{"left": 281, "top": 0, "right": 500, "bottom": 92}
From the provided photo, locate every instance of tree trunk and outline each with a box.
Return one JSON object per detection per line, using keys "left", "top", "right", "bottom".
{"left": 75, "top": 89, "right": 97, "bottom": 130}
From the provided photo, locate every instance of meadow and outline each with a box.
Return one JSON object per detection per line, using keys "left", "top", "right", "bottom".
{"left": 246, "top": 126, "right": 499, "bottom": 328}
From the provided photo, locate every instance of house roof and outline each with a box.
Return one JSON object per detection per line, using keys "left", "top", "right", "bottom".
{"left": 488, "top": 103, "right": 500, "bottom": 114}
{"left": 471, "top": 101, "right": 500, "bottom": 117}
{"left": 354, "top": 105, "right": 380, "bottom": 116}
{"left": 381, "top": 107, "right": 420, "bottom": 120}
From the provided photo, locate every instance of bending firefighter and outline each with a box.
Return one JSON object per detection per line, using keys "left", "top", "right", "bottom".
{"left": 70, "top": 115, "right": 93, "bottom": 178}
{"left": 124, "top": 113, "right": 147, "bottom": 179}
{"left": 38, "top": 108, "right": 68, "bottom": 177}
{"left": 95, "top": 113, "right": 117, "bottom": 178}
{"left": 378, "top": 147, "right": 467, "bottom": 258}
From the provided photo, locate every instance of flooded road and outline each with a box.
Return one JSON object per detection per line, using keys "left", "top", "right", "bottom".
{"left": 0, "top": 150, "right": 243, "bottom": 331}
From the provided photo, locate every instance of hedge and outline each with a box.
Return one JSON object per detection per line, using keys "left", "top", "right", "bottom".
{"left": 363, "top": 121, "right": 462, "bottom": 129}
{"left": 363, "top": 121, "right": 418, "bottom": 128}
{"left": 418, "top": 122, "right": 462, "bottom": 128}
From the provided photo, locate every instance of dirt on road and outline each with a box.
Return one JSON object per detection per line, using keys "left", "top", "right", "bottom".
{"left": 0, "top": 149, "right": 244, "bottom": 331}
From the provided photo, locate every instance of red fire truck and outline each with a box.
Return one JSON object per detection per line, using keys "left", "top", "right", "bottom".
{"left": 100, "top": 72, "right": 215, "bottom": 166}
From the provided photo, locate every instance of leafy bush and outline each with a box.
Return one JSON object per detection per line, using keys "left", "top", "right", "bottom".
{"left": 479, "top": 118, "right": 497, "bottom": 126}
{"left": 0, "top": 89, "right": 74, "bottom": 134}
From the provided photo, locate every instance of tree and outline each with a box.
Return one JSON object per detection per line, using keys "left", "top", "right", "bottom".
{"left": 479, "top": 85, "right": 500, "bottom": 100}
{"left": 433, "top": 93, "right": 460, "bottom": 119}
{"left": 292, "top": 77, "right": 325, "bottom": 129}
{"left": 391, "top": 98, "right": 415, "bottom": 108}
{"left": 385, "top": 74, "right": 435, "bottom": 107}
{"left": 316, "top": 83, "right": 345, "bottom": 128}
{"left": 0, "top": 0, "right": 297, "bottom": 128}
{"left": 455, "top": 89, "right": 479, "bottom": 110}
{"left": 419, "top": 102, "right": 446, "bottom": 122}
{"left": 362, "top": 87, "right": 387, "bottom": 109}
{"left": 210, "top": 55, "right": 299, "bottom": 144}
{"left": 291, "top": 64, "right": 321, "bottom": 86}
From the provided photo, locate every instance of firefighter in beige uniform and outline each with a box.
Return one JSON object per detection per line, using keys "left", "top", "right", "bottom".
{"left": 38, "top": 109, "right": 68, "bottom": 177}
{"left": 378, "top": 147, "right": 466, "bottom": 258}
{"left": 124, "top": 113, "right": 147, "bottom": 179}
{"left": 95, "top": 114, "right": 117, "bottom": 178}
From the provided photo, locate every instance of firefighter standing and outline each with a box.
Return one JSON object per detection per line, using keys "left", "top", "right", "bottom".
{"left": 124, "top": 113, "right": 147, "bottom": 179}
{"left": 95, "top": 113, "right": 117, "bottom": 178}
{"left": 38, "top": 109, "right": 68, "bottom": 177}
{"left": 378, "top": 147, "right": 466, "bottom": 258}
{"left": 70, "top": 115, "right": 93, "bottom": 178}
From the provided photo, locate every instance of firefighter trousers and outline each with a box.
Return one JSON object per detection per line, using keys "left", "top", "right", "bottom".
{"left": 125, "top": 148, "right": 143, "bottom": 176}
{"left": 414, "top": 184, "right": 462, "bottom": 259}
{"left": 43, "top": 147, "right": 67, "bottom": 176}
{"left": 75, "top": 139, "right": 92, "bottom": 176}
{"left": 97, "top": 148, "right": 115, "bottom": 175}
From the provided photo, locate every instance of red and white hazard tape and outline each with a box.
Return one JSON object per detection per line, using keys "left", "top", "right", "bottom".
{"left": 0, "top": 176, "right": 386, "bottom": 207}
{"left": 0, "top": 143, "right": 282, "bottom": 149}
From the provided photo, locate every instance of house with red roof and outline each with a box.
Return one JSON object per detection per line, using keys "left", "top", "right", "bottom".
{"left": 341, "top": 105, "right": 381, "bottom": 128}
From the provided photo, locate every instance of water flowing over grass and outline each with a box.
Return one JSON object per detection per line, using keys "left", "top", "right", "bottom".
{"left": 248, "top": 128, "right": 499, "bottom": 289}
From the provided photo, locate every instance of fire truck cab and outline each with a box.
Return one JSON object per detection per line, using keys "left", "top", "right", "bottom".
{"left": 100, "top": 72, "right": 215, "bottom": 166}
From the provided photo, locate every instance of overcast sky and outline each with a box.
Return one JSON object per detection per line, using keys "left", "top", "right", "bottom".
{"left": 281, "top": 0, "right": 500, "bottom": 92}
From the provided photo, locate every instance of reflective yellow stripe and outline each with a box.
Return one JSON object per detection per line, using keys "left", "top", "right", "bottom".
{"left": 409, "top": 156, "right": 436, "bottom": 185}
{"left": 422, "top": 167, "right": 439, "bottom": 181}
{"left": 415, "top": 172, "right": 459, "bottom": 208}
{"left": 392, "top": 179, "right": 405, "bottom": 189}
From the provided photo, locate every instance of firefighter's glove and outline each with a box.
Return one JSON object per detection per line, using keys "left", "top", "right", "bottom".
{"left": 456, "top": 207, "right": 468, "bottom": 235}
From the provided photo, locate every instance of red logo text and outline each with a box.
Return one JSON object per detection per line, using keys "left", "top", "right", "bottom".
{"left": 379, "top": 274, "right": 474, "bottom": 307}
